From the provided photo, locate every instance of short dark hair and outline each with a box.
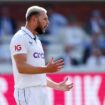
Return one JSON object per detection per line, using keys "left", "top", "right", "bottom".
{"left": 26, "top": 11, "right": 39, "bottom": 21}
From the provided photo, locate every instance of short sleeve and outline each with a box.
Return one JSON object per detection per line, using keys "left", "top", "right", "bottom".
{"left": 10, "top": 35, "right": 28, "bottom": 55}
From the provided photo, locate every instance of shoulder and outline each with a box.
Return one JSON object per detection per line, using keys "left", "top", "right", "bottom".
{"left": 10, "top": 29, "right": 29, "bottom": 48}
{"left": 11, "top": 30, "right": 28, "bottom": 43}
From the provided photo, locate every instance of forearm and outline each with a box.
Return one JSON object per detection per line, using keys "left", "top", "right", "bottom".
{"left": 47, "top": 77, "right": 59, "bottom": 90}
{"left": 17, "top": 63, "right": 47, "bottom": 74}
{"left": 14, "top": 54, "right": 64, "bottom": 74}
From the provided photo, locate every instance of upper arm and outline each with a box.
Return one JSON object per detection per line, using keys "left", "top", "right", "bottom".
{"left": 10, "top": 35, "right": 28, "bottom": 70}
{"left": 14, "top": 54, "right": 27, "bottom": 66}
{"left": 10, "top": 35, "right": 28, "bottom": 56}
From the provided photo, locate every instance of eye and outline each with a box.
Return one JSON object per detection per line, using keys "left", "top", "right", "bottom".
{"left": 44, "top": 18, "right": 46, "bottom": 20}
{"left": 44, "top": 17, "right": 48, "bottom": 21}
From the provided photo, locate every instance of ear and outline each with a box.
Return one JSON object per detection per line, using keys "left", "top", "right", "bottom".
{"left": 31, "top": 15, "right": 38, "bottom": 24}
{"left": 31, "top": 15, "right": 37, "bottom": 23}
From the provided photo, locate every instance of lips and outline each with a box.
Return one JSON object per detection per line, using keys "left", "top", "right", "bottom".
{"left": 44, "top": 25, "right": 48, "bottom": 29}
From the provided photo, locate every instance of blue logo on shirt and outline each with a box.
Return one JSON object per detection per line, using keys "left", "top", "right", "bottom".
{"left": 33, "top": 52, "right": 44, "bottom": 59}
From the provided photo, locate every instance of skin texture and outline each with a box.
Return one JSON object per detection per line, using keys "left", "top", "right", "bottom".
{"left": 14, "top": 10, "right": 73, "bottom": 91}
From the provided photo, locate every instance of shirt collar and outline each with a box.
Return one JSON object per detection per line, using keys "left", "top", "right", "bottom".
{"left": 21, "top": 26, "right": 37, "bottom": 39}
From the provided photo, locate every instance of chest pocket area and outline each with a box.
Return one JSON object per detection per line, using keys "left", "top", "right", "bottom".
{"left": 28, "top": 41, "right": 45, "bottom": 59}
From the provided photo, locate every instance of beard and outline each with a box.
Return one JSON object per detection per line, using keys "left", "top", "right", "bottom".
{"left": 35, "top": 25, "right": 45, "bottom": 35}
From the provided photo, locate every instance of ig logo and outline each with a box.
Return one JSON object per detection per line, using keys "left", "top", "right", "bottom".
{"left": 15, "top": 45, "right": 22, "bottom": 51}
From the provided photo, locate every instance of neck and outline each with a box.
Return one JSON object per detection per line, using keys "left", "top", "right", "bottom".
{"left": 25, "top": 22, "right": 37, "bottom": 35}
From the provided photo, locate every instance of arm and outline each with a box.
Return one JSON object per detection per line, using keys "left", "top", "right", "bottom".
{"left": 47, "top": 77, "right": 73, "bottom": 91}
{"left": 14, "top": 54, "right": 47, "bottom": 74}
{"left": 14, "top": 54, "right": 64, "bottom": 74}
{"left": 11, "top": 35, "right": 64, "bottom": 74}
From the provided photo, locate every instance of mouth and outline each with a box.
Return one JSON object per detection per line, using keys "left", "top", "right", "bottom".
{"left": 44, "top": 25, "right": 48, "bottom": 30}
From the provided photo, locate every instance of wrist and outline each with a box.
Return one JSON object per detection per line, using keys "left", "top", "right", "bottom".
{"left": 37, "top": 67, "right": 47, "bottom": 73}
{"left": 44, "top": 66, "right": 49, "bottom": 73}
{"left": 55, "top": 83, "right": 60, "bottom": 90}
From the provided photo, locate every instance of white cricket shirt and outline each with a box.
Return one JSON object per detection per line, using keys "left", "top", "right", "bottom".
{"left": 10, "top": 27, "right": 47, "bottom": 89}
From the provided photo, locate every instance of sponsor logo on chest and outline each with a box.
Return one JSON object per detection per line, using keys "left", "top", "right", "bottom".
{"left": 33, "top": 52, "right": 44, "bottom": 59}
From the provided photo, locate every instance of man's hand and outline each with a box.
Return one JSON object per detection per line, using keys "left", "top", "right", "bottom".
{"left": 46, "top": 58, "right": 64, "bottom": 73}
{"left": 56, "top": 77, "right": 73, "bottom": 91}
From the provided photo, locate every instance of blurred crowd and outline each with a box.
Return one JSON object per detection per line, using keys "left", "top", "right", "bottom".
{"left": 0, "top": 7, "right": 16, "bottom": 64}
{"left": 1, "top": 6, "right": 105, "bottom": 68}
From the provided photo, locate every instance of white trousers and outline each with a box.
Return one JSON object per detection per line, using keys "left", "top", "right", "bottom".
{"left": 14, "top": 86, "right": 49, "bottom": 105}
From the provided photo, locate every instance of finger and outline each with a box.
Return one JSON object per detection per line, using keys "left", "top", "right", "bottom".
{"left": 57, "top": 66, "right": 64, "bottom": 69}
{"left": 66, "top": 83, "right": 73, "bottom": 89}
{"left": 63, "top": 76, "right": 69, "bottom": 83}
{"left": 70, "top": 83, "right": 73, "bottom": 86}
{"left": 67, "top": 85, "right": 73, "bottom": 91}
{"left": 50, "top": 57, "right": 54, "bottom": 63}
{"left": 55, "top": 61, "right": 64, "bottom": 66}
{"left": 69, "top": 83, "right": 73, "bottom": 85}
{"left": 58, "top": 65, "right": 64, "bottom": 68}
{"left": 56, "top": 62, "right": 64, "bottom": 65}
{"left": 68, "top": 85, "right": 73, "bottom": 89}
{"left": 55, "top": 59, "right": 64, "bottom": 64}
{"left": 57, "top": 67, "right": 63, "bottom": 71}
{"left": 67, "top": 83, "right": 73, "bottom": 87}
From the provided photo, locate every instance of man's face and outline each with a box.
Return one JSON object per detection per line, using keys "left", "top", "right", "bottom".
{"left": 35, "top": 11, "right": 49, "bottom": 34}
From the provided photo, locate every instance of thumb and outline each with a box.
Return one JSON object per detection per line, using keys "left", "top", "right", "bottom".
{"left": 49, "top": 57, "right": 54, "bottom": 63}
{"left": 63, "top": 76, "right": 69, "bottom": 84}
